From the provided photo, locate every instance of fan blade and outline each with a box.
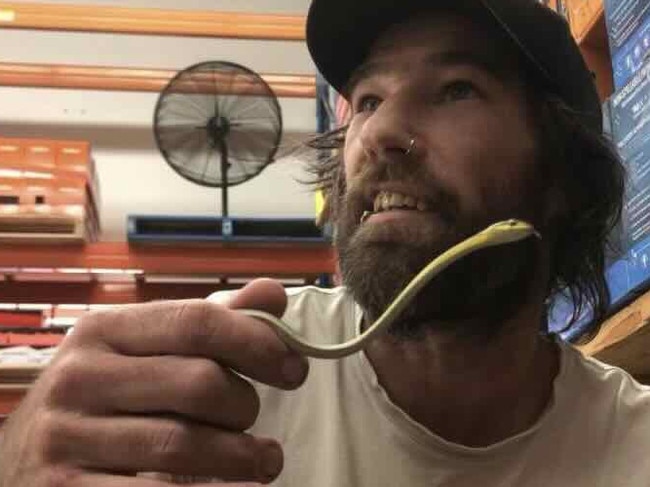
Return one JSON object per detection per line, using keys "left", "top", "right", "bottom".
{"left": 229, "top": 125, "right": 279, "bottom": 156}
{"left": 158, "top": 100, "right": 209, "bottom": 125}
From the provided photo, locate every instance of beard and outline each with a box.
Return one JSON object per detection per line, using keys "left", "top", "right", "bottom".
{"left": 334, "top": 157, "right": 545, "bottom": 341}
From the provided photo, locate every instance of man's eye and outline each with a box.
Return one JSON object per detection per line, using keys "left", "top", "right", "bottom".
{"left": 356, "top": 95, "right": 382, "bottom": 113}
{"left": 441, "top": 81, "right": 478, "bottom": 101}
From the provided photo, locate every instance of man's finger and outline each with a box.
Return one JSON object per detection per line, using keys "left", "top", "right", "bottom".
{"left": 69, "top": 298, "right": 308, "bottom": 389}
{"left": 50, "top": 471, "right": 262, "bottom": 487}
{"left": 222, "top": 278, "right": 288, "bottom": 318}
{"left": 46, "top": 352, "right": 260, "bottom": 430}
{"left": 43, "top": 412, "right": 283, "bottom": 483}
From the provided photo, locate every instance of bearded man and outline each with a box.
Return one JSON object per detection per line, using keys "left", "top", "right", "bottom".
{"left": 1, "top": 1, "right": 648, "bottom": 486}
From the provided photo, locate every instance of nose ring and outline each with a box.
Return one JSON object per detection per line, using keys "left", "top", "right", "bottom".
{"left": 404, "top": 137, "right": 416, "bottom": 156}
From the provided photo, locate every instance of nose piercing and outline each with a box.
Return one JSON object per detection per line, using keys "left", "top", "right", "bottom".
{"left": 404, "top": 137, "right": 416, "bottom": 156}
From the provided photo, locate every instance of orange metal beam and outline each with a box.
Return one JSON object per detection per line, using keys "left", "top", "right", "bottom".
{"left": 0, "top": 242, "right": 335, "bottom": 276}
{"left": 0, "top": 281, "right": 219, "bottom": 304}
{"left": 0, "top": 279, "right": 323, "bottom": 304}
{"left": 0, "top": 2, "right": 306, "bottom": 40}
{"left": 0, "top": 62, "right": 317, "bottom": 98}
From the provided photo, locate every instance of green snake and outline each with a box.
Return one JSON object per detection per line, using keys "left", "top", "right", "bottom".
{"left": 241, "top": 219, "right": 540, "bottom": 359}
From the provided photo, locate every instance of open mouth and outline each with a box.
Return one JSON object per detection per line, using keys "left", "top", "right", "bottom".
{"left": 372, "top": 191, "right": 429, "bottom": 213}
{"left": 361, "top": 191, "right": 430, "bottom": 222}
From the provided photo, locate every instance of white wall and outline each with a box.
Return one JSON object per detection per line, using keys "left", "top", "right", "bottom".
{"left": 0, "top": 0, "right": 317, "bottom": 240}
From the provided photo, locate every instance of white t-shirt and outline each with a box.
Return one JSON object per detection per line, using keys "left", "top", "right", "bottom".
{"left": 211, "top": 285, "right": 650, "bottom": 487}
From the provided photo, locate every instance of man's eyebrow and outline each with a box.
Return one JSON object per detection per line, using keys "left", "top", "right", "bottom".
{"left": 430, "top": 50, "right": 502, "bottom": 76}
{"left": 343, "top": 49, "right": 506, "bottom": 98}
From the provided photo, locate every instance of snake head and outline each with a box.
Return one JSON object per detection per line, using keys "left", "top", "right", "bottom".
{"left": 481, "top": 219, "right": 541, "bottom": 244}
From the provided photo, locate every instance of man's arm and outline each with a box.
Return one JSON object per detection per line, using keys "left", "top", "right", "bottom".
{"left": 0, "top": 279, "right": 308, "bottom": 487}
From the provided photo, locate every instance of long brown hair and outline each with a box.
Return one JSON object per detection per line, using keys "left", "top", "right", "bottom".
{"left": 304, "top": 93, "right": 625, "bottom": 343}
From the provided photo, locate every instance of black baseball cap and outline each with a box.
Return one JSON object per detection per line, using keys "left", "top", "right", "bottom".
{"left": 306, "top": 0, "right": 602, "bottom": 133}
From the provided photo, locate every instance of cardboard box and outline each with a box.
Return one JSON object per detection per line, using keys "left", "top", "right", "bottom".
{"left": 604, "top": 0, "right": 650, "bottom": 89}
{"left": 611, "top": 59, "right": 650, "bottom": 161}
{"left": 0, "top": 138, "right": 99, "bottom": 199}
{"left": 0, "top": 137, "right": 102, "bottom": 237}
{"left": 549, "top": 62, "right": 650, "bottom": 338}
{"left": 604, "top": 0, "right": 650, "bottom": 55}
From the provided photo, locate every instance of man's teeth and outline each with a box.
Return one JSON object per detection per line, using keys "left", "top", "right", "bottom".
{"left": 372, "top": 191, "right": 429, "bottom": 212}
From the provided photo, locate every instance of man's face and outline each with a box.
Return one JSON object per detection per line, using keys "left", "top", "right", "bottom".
{"left": 336, "top": 13, "right": 552, "bottom": 337}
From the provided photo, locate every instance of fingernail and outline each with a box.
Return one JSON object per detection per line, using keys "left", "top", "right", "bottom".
{"left": 260, "top": 442, "right": 283, "bottom": 481}
{"left": 282, "top": 355, "right": 306, "bottom": 386}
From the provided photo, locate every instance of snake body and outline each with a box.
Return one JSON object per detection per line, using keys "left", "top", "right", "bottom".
{"left": 241, "top": 219, "right": 540, "bottom": 359}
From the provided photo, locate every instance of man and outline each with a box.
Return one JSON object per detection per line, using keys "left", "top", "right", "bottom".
{"left": 0, "top": 0, "right": 646, "bottom": 486}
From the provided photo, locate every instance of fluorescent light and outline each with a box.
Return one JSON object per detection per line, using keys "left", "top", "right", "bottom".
{"left": 144, "top": 275, "right": 223, "bottom": 284}
{"left": 24, "top": 171, "right": 54, "bottom": 179}
{"left": 57, "top": 268, "right": 90, "bottom": 274}
{"left": 89, "top": 268, "right": 129, "bottom": 275}
{"left": 0, "top": 10, "right": 16, "bottom": 22}
{"left": 17, "top": 304, "right": 52, "bottom": 311}
{"left": 57, "top": 304, "right": 90, "bottom": 311}
{"left": 227, "top": 277, "right": 308, "bottom": 286}
{"left": 44, "top": 317, "right": 78, "bottom": 327}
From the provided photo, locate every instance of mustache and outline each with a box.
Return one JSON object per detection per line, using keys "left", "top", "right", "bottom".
{"left": 344, "top": 156, "right": 460, "bottom": 225}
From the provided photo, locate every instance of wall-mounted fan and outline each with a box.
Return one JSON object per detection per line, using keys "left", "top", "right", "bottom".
{"left": 153, "top": 61, "right": 283, "bottom": 232}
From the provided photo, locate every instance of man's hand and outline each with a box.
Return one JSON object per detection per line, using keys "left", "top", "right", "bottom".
{"left": 0, "top": 278, "right": 308, "bottom": 486}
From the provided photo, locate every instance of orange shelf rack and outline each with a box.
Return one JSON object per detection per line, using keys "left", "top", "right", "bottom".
{"left": 0, "top": 241, "right": 335, "bottom": 276}
{"left": 0, "top": 242, "right": 336, "bottom": 303}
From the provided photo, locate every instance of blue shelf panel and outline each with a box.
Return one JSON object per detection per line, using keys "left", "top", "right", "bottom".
{"left": 127, "top": 215, "right": 330, "bottom": 245}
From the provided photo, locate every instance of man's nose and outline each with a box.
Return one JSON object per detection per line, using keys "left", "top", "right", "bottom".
{"left": 359, "top": 97, "right": 416, "bottom": 160}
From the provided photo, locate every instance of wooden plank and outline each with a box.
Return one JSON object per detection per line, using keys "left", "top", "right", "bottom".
{"left": 0, "top": 62, "right": 317, "bottom": 98}
{"left": 0, "top": 2, "right": 306, "bottom": 40}
{"left": 576, "top": 5, "right": 614, "bottom": 101}
{"left": 579, "top": 289, "right": 650, "bottom": 376}
{"left": 594, "top": 324, "right": 650, "bottom": 377}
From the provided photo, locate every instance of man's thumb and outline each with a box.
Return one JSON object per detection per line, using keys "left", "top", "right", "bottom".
{"left": 225, "top": 278, "right": 288, "bottom": 318}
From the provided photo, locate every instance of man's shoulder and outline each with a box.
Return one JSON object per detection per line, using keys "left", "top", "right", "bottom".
{"left": 283, "top": 286, "right": 360, "bottom": 341}
{"left": 285, "top": 285, "right": 353, "bottom": 311}
{"left": 561, "top": 343, "right": 650, "bottom": 475}
{"left": 207, "top": 284, "right": 352, "bottom": 309}
{"left": 565, "top": 342, "right": 648, "bottom": 388}
{"left": 559, "top": 340, "right": 650, "bottom": 419}
{"left": 561, "top": 341, "right": 650, "bottom": 393}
